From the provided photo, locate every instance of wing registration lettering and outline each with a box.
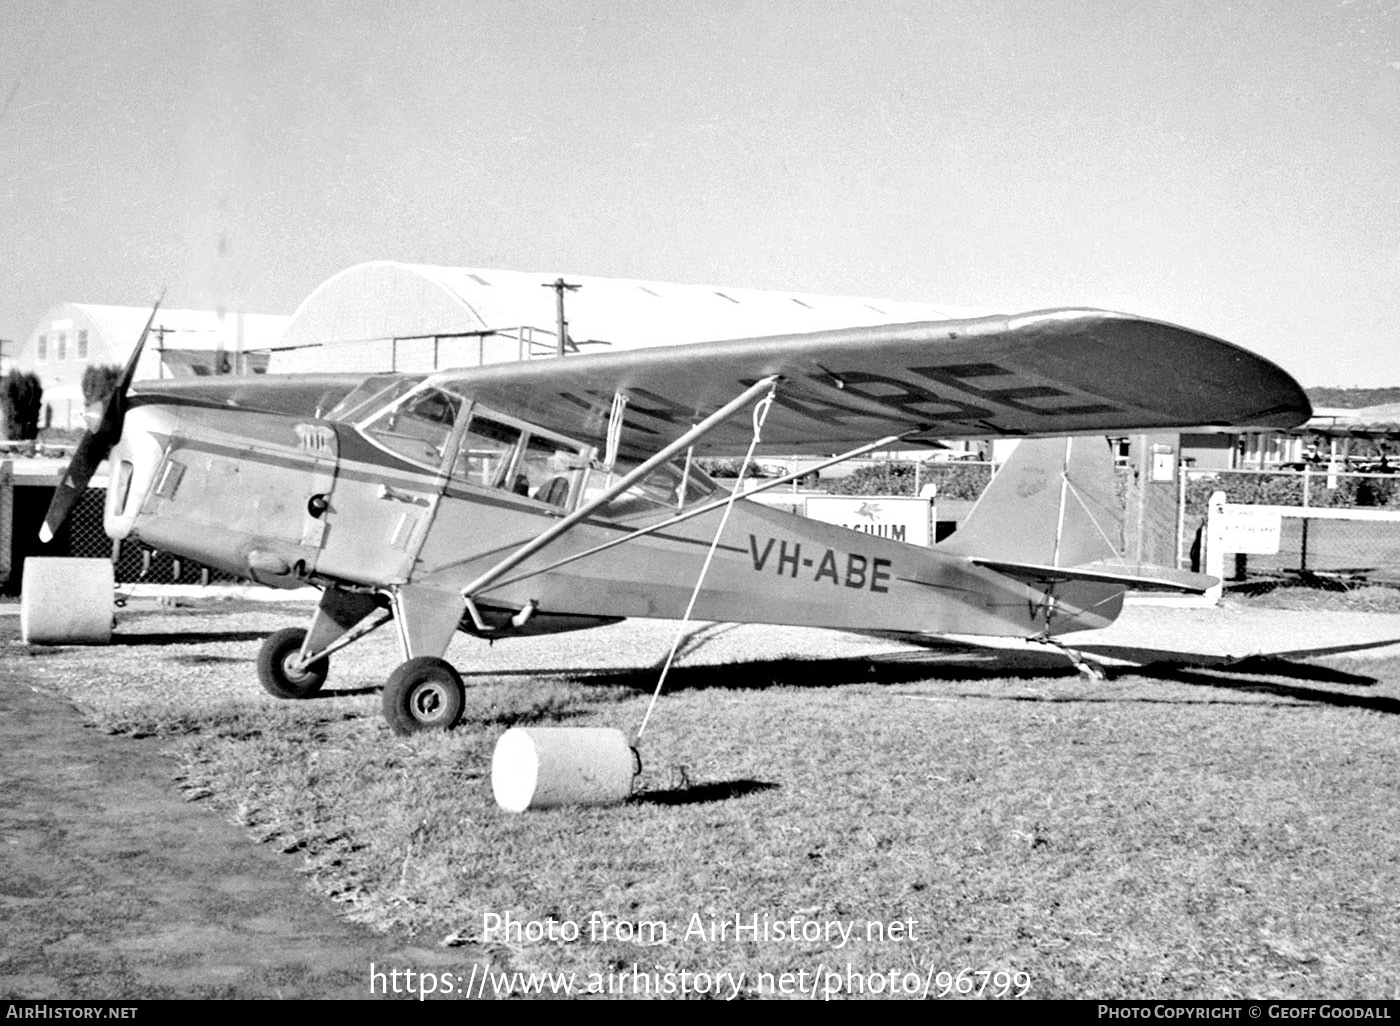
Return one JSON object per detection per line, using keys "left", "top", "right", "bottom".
{"left": 556, "top": 390, "right": 661, "bottom": 437}
{"left": 741, "top": 377, "right": 884, "bottom": 428}
{"left": 744, "top": 362, "right": 1119, "bottom": 432}
{"left": 913, "top": 363, "right": 1121, "bottom": 417}
{"left": 816, "top": 369, "right": 994, "bottom": 421}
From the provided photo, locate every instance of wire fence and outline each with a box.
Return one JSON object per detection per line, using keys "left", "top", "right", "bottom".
{"left": 1183, "top": 468, "right": 1400, "bottom": 584}
{"left": 65, "top": 486, "right": 246, "bottom": 585}
{"left": 702, "top": 455, "right": 994, "bottom": 501}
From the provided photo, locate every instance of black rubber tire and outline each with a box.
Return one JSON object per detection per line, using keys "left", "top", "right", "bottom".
{"left": 382, "top": 656, "right": 465, "bottom": 735}
{"left": 256, "top": 627, "right": 329, "bottom": 700}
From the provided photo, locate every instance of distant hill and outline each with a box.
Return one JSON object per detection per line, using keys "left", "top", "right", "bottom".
{"left": 1305, "top": 387, "right": 1400, "bottom": 410}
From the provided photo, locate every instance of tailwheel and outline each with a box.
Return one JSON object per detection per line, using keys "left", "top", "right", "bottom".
{"left": 382, "top": 656, "right": 465, "bottom": 735}
{"left": 257, "top": 627, "right": 329, "bottom": 699}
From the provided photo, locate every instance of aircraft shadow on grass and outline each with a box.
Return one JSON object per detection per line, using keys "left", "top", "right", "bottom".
{"left": 466, "top": 633, "right": 1400, "bottom": 716}
{"left": 112, "top": 630, "right": 270, "bottom": 645}
{"left": 310, "top": 685, "right": 381, "bottom": 700}
{"left": 465, "top": 650, "right": 1081, "bottom": 691}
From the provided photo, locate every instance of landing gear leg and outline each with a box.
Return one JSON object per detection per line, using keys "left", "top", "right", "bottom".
{"left": 380, "top": 584, "right": 470, "bottom": 735}
{"left": 255, "top": 587, "right": 386, "bottom": 700}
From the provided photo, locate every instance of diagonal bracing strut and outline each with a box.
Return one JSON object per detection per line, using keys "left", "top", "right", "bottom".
{"left": 483, "top": 431, "right": 918, "bottom": 593}
{"left": 458, "top": 375, "right": 781, "bottom": 606}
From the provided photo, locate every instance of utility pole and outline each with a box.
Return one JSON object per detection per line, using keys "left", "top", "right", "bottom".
{"left": 541, "top": 278, "right": 580, "bottom": 357}
{"left": 151, "top": 325, "right": 169, "bottom": 379}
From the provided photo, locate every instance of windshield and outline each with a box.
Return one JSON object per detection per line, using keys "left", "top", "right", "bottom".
{"left": 325, "top": 374, "right": 426, "bottom": 422}
{"left": 360, "top": 385, "right": 463, "bottom": 467}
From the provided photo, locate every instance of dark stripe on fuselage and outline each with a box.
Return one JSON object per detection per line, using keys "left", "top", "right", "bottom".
{"left": 428, "top": 520, "right": 751, "bottom": 575}
{"left": 894, "top": 574, "right": 989, "bottom": 596}
{"left": 131, "top": 394, "right": 439, "bottom": 479}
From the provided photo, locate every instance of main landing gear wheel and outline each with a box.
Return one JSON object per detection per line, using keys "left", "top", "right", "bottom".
{"left": 382, "top": 656, "right": 465, "bottom": 735}
{"left": 256, "top": 627, "right": 329, "bottom": 699}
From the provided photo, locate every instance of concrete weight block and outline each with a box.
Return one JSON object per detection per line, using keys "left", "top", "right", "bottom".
{"left": 21, "top": 557, "right": 115, "bottom": 645}
{"left": 492, "top": 727, "right": 639, "bottom": 813}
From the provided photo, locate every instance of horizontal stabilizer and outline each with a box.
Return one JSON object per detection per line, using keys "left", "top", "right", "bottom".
{"left": 971, "top": 557, "right": 1218, "bottom": 594}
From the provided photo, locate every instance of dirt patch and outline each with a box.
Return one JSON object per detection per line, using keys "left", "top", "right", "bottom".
{"left": 0, "top": 677, "right": 482, "bottom": 999}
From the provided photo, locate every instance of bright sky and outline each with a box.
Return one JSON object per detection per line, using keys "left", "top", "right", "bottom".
{"left": 2, "top": 0, "right": 1396, "bottom": 386}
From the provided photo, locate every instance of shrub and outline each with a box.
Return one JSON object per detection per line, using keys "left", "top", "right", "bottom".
{"left": 82, "top": 364, "right": 124, "bottom": 407}
{"left": 1185, "top": 471, "right": 1400, "bottom": 515}
{"left": 1, "top": 370, "right": 43, "bottom": 440}
{"left": 827, "top": 462, "right": 915, "bottom": 496}
{"left": 693, "top": 458, "right": 772, "bottom": 479}
{"left": 825, "top": 461, "right": 995, "bottom": 498}
{"left": 919, "top": 462, "right": 994, "bottom": 501}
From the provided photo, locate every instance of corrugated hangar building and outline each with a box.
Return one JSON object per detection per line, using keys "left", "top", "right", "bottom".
{"left": 15, "top": 303, "right": 289, "bottom": 429}
{"left": 269, "top": 260, "right": 987, "bottom": 374}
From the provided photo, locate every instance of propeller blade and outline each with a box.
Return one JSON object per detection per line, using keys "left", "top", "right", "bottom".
{"left": 116, "top": 295, "right": 164, "bottom": 391}
{"left": 38, "top": 430, "right": 106, "bottom": 544}
{"left": 38, "top": 292, "right": 165, "bottom": 542}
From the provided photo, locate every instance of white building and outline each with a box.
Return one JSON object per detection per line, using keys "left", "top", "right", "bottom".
{"left": 15, "top": 304, "right": 289, "bottom": 428}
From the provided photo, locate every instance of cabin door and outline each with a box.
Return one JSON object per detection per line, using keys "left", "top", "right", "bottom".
{"left": 314, "top": 387, "right": 459, "bottom": 585}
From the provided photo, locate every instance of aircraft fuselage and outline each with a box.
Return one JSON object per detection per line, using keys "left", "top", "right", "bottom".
{"left": 106, "top": 396, "right": 1120, "bottom": 643}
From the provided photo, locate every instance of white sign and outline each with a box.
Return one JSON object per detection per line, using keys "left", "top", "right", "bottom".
{"left": 1218, "top": 505, "right": 1282, "bottom": 554}
{"left": 802, "top": 496, "right": 932, "bottom": 546}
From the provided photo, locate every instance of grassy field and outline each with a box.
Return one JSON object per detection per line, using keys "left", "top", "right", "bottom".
{"left": 5, "top": 597, "right": 1400, "bottom": 1000}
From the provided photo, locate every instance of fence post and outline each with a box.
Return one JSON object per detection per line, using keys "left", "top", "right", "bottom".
{"left": 0, "top": 460, "right": 11, "bottom": 588}
{"left": 1203, "top": 489, "right": 1227, "bottom": 604}
{"left": 1176, "top": 466, "right": 1188, "bottom": 569}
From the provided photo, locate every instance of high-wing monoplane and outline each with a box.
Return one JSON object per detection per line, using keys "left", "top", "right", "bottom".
{"left": 41, "top": 306, "right": 1311, "bottom": 733}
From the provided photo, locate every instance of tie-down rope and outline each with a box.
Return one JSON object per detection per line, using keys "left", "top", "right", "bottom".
{"left": 635, "top": 386, "right": 776, "bottom": 741}
{"left": 604, "top": 391, "right": 629, "bottom": 474}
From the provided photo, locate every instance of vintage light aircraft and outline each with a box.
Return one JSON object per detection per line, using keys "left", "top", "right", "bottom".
{"left": 42, "top": 305, "right": 1310, "bottom": 734}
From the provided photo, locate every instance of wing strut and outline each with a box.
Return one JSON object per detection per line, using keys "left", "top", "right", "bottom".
{"left": 458, "top": 375, "right": 781, "bottom": 617}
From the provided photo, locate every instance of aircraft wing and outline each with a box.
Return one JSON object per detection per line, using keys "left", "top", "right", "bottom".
{"left": 426, "top": 309, "right": 1310, "bottom": 455}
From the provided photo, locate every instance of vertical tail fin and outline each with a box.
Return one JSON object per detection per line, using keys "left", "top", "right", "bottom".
{"left": 939, "top": 437, "right": 1122, "bottom": 567}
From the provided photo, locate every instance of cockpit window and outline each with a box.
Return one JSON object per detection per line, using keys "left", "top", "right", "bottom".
{"left": 455, "top": 414, "right": 522, "bottom": 488}
{"left": 583, "top": 458, "right": 718, "bottom": 520}
{"left": 517, "top": 435, "right": 581, "bottom": 508}
{"left": 361, "top": 386, "right": 462, "bottom": 467}
{"left": 451, "top": 408, "right": 591, "bottom": 508}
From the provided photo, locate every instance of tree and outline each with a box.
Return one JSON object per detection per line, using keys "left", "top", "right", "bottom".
{"left": 1, "top": 370, "right": 43, "bottom": 440}
{"left": 82, "top": 364, "right": 124, "bottom": 407}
